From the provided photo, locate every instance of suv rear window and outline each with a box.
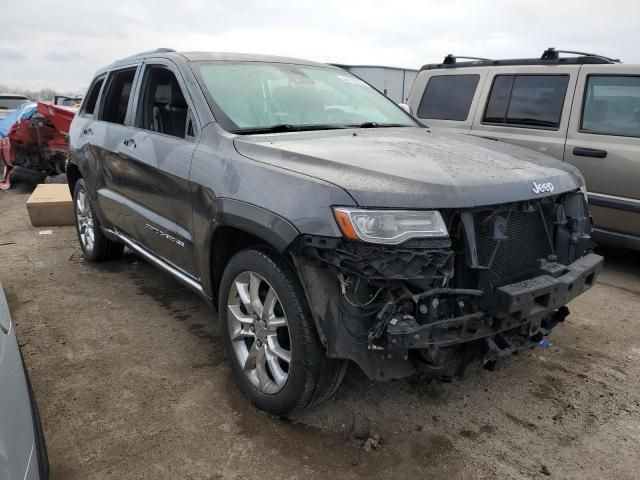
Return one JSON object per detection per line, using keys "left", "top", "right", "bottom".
{"left": 483, "top": 74, "right": 569, "bottom": 129}
{"left": 417, "top": 74, "right": 479, "bottom": 121}
{"left": 581, "top": 75, "right": 640, "bottom": 138}
{"left": 100, "top": 68, "right": 137, "bottom": 125}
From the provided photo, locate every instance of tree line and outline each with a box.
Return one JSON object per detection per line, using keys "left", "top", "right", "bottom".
{"left": 0, "top": 84, "right": 85, "bottom": 101}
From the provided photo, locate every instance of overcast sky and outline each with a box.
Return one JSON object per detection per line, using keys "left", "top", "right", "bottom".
{"left": 1, "top": 0, "right": 638, "bottom": 92}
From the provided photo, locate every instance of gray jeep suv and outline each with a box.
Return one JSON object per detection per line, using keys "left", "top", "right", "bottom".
{"left": 67, "top": 49, "right": 603, "bottom": 415}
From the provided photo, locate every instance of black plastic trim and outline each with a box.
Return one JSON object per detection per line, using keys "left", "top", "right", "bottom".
{"left": 588, "top": 193, "right": 640, "bottom": 213}
{"left": 573, "top": 147, "right": 607, "bottom": 158}
{"left": 421, "top": 56, "right": 615, "bottom": 71}
{"left": 387, "top": 253, "right": 603, "bottom": 350}
{"left": 592, "top": 228, "right": 640, "bottom": 251}
{"left": 217, "top": 198, "right": 300, "bottom": 252}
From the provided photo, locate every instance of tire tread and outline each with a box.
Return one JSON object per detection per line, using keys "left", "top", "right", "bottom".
{"left": 219, "top": 247, "right": 345, "bottom": 414}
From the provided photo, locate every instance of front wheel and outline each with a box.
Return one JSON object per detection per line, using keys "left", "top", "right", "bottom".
{"left": 219, "top": 248, "right": 346, "bottom": 415}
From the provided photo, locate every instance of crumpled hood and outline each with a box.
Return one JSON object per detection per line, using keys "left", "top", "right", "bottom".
{"left": 233, "top": 127, "right": 583, "bottom": 209}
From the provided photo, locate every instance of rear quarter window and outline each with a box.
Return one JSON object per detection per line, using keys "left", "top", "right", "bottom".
{"left": 483, "top": 74, "right": 569, "bottom": 130}
{"left": 81, "top": 76, "right": 105, "bottom": 117}
{"left": 99, "top": 68, "right": 137, "bottom": 125}
{"left": 417, "top": 74, "right": 480, "bottom": 121}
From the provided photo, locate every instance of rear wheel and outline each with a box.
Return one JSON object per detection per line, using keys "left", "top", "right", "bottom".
{"left": 73, "top": 178, "right": 123, "bottom": 261}
{"left": 219, "top": 248, "right": 346, "bottom": 415}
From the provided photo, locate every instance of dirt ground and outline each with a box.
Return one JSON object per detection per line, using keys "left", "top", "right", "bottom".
{"left": 1, "top": 184, "right": 639, "bottom": 480}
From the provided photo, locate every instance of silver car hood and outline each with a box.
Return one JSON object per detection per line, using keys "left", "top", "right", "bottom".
{"left": 234, "top": 127, "right": 583, "bottom": 209}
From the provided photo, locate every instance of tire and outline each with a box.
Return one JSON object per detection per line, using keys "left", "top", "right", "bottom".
{"left": 219, "top": 247, "right": 346, "bottom": 415}
{"left": 73, "top": 178, "right": 124, "bottom": 262}
{"left": 10, "top": 165, "right": 47, "bottom": 185}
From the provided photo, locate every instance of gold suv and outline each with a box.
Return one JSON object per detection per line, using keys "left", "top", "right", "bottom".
{"left": 408, "top": 48, "right": 640, "bottom": 250}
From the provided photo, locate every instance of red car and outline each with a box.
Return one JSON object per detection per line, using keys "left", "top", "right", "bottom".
{"left": 0, "top": 101, "right": 76, "bottom": 189}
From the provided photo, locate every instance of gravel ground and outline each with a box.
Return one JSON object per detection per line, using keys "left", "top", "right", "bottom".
{"left": 1, "top": 184, "right": 639, "bottom": 479}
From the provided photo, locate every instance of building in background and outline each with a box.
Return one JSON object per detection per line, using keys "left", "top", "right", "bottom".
{"left": 332, "top": 64, "right": 418, "bottom": 103}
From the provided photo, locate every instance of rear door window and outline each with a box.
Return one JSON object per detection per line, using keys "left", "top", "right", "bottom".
{"left": 136, "top": 65, "right": 189, "bottom": 138}
{"left": 581, "top": 75, "right": 640, "bottom": 137}
{"left": 483, "top": 74, "right": 569, "bottom": 129}
{"left": 417, "top": 74, "right": 479, "bottom": 121}
{"left": 99, "top": 68, "right": 137, "bottom": 125}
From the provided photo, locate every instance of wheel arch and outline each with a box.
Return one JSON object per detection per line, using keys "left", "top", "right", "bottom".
{"left": 66, "top": 161, "right": 82, "bottom": 196}
{"left": 205, "top": 199, "right": 300, "bottom": 303}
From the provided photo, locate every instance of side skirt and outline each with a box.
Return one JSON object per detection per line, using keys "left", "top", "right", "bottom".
{"left": 102, "top": 227, "right": 211, "bottom": 300}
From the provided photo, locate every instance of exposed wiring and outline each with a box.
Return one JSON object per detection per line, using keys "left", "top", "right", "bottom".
{"left": 338, "top": 273, "right": 385, "bottom": 308}
{"left": 342, "top": 286, "right": 384, "bottom": 308}
{"left": 336, "top": 272, "right": 387, "bottom": 344}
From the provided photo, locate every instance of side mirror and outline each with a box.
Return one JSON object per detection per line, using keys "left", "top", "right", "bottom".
{"left": 398, "top": 103, "right": 412, "bottom": 115}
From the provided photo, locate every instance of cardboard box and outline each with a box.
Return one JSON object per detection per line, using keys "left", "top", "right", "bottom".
{"left": 26, "top": 184, "right": 75, "bottom": 227}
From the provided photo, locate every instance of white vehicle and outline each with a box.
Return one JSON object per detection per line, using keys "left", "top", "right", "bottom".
{"left": 0, "top": 283, "right": 48, "bottom": 479}
{"left": 0, "top": 94, "right": 29, "bottom": 120}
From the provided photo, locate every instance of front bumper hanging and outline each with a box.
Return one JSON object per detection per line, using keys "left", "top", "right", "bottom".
{"left": 386, "top": 253, "right": 603, "bottom": 353}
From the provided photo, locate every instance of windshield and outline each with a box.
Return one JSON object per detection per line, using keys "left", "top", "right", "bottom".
{"left": 0, "top": 96, "right": 29, "bottom": 110}
{"left": 192, "top": 62, "right": 418, "bottom": 133}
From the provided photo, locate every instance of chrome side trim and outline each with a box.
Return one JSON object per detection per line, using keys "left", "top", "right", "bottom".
{"left": 97, "top": 188, "right": 193, "bottom": 242}
{"left": 103, "top": 228, "right": 204, "bottom": 294}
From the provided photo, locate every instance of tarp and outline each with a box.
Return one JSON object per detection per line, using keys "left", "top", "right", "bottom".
{"left": 0, "top": 102, "right": 37, "bottom": 138}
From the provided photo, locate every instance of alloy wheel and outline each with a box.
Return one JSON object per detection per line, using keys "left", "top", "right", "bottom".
{"left": 76, "top": 189, "right": 95, "bottom": 252}
{"left": 227, "top": 271, "right": 292, "bottom": 394}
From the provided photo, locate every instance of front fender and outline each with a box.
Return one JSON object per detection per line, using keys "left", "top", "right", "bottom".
{"left": 198, "top": 198, "right": 300, "bottom": 298}
{"left": 217, "top": 198, "right": 299, "bottom": 252}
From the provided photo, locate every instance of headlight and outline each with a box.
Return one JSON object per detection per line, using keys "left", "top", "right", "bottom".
{"left": 333, "top": 207, "right": 448, "bottom": 244}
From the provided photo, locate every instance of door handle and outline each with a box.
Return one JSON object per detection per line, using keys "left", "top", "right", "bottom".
{"left": 573, "top": 147, "right": 607, "bottom": 158}
{"left": 123, "top": 138, "right": 136, "bottom": 148}
{"left": 82, "top": 128, "right": 93, "bottom": 135}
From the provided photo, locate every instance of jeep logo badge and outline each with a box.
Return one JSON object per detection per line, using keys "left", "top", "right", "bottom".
{"left": 532, "top": 181, "right": 555, "bottom": 194}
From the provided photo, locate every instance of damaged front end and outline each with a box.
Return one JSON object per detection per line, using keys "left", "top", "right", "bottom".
{"left": 291, "top": 190, "right": 603, "bottom": 381}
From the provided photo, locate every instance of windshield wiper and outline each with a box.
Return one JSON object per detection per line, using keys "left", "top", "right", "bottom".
{"left": 232, "top": 122, "right": 413, "bottom": 134}
{"left": 231, "top": 124, "right": 349, "bottom": 135}
{"left": 351, "top": 122, "right": 412, "bottom": 128}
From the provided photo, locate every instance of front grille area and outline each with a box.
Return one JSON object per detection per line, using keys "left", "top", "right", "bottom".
{"left": 476, "top": 202, "right": 555, "bottom": 285}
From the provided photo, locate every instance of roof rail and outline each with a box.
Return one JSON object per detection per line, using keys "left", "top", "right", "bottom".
{"left": 442, "top": 54, "right": 493, "bottom": 65}
{"left": 541, "top": 47, "right": 620, "bottom": 63}
{"left": 117, "top": 48, "right": 176, "bottom": 62}
{"left": 421, "top": 48, "right": 620, "bottom": 71}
